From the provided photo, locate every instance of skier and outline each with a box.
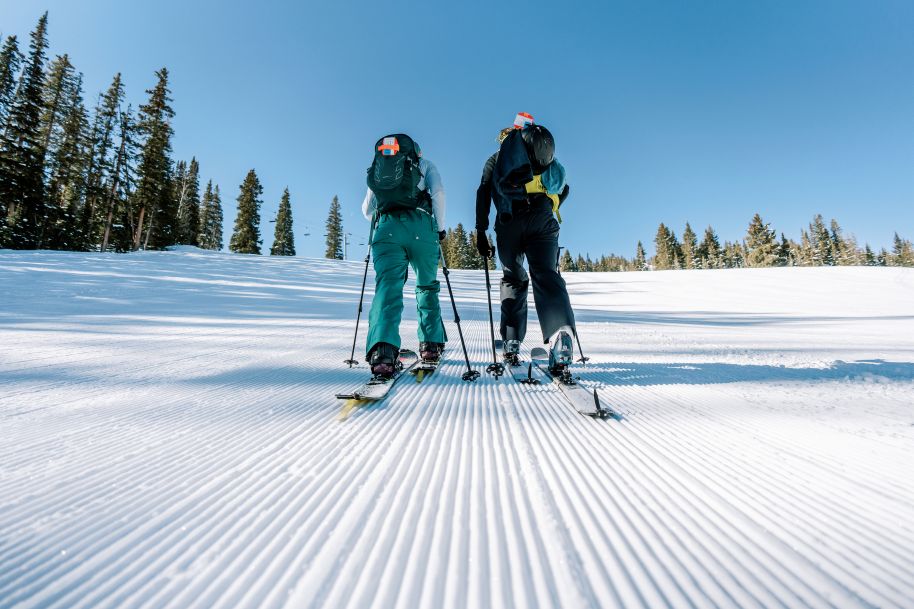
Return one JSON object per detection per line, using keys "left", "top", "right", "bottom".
{"left": 362, "top": 133, "right": 447, "bottom": 378}
{"left": 475, "top": 113, "right": 576, "bottom": 372}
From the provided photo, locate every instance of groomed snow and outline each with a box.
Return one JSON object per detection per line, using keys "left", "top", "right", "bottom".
{"left": 1, "top": 248, "right": 913, "bottom": 609}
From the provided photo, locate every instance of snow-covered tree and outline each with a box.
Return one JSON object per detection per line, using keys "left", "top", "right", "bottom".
{"left": 744, "top": 213, "right": 778, "bottom": 267}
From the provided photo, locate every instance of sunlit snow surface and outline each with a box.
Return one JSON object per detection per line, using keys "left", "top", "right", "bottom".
{"left": 1, "top": 248, "right": 913, "bottom": 609}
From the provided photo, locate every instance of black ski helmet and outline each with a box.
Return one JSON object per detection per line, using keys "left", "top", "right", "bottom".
{"left": 521, "top": 125, "right": 555, "bottom": 174}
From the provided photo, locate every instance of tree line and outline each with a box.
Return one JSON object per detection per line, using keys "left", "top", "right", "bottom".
{"left": 0, "top": 12, "right": 300, "bottom": 257}
{"left": 0, "top": 13, "right": 225, "bottom": 252}
{"left": 560, "top": 213, "right": 913, "bottom": 271}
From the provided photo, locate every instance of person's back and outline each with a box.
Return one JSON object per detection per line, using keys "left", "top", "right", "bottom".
{"left": 475, "top": 113, "right": 577, "bottom": 371}
{"left": 362, "top": 134, "right": 447, "bottom": 377}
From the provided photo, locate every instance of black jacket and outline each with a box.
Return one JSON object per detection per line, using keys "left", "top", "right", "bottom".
{"left": 476, "top": 138, "right": 571, "bottom": 232}
{"left": 476, "top": 130, "right": 536, "bottom": 229}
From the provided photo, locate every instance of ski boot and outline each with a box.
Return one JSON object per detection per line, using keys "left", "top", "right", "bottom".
{"left": 368, "top": 342, "right": 399, "bottom": 379}
{"left": 502, "top": 339, "right": 521, "bottom": 367}
{"left": 419, "top": 342, "right": 445, "bottom": 363}
{"left": 548, "top": 327, "right": 574, "bottom": 378}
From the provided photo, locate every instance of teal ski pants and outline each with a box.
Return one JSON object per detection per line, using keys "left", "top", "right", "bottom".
{"left": 366, "top": 209, "right": 446, "bottom": 357}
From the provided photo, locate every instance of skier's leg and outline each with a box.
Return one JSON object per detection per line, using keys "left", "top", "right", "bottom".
{"left": 525, "top": 206, "right": 576, "bottom": 342}
{"left": 405, "top": 211, "right": 446, "bottom": 346}
{"left": 365, "top": 216, "right": 409, "bottom": 358}
{"left": 494, "top": 218, "right": 529, "bottom": 342}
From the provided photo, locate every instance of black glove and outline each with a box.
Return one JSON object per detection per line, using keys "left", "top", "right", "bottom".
{"left": 438, "top": 230, "right": 446, "bottom": 241}
{"left": 476, "top": 232, "right": 493, "bottom": 258}
{"left": 558, "top": 184, "right": 570, "bottom": 206}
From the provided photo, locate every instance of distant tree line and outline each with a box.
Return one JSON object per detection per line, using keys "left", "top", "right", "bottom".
{"left": 561, "top": 213, "right": 914, "bottom": 272}
{"left": 0, "top": 12, "right": 298, "bottom": 257}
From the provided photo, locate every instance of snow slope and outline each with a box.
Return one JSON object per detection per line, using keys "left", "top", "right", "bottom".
{"left": 1, "top": 249, "right": 913, "bottom": 609}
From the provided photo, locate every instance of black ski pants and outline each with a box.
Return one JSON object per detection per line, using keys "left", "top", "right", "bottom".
{"left": 494, "top": 201, "right": 576, "bottom": 343}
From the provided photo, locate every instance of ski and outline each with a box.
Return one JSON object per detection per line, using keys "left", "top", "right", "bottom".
{"left": 336, "top": 349, "right": 419, "bottom": 419}
{"left": 528, "top": 347, "right": 613, "bottom": 418}
{"left": 410, "top": 357, "right": 441, "bottom": 383}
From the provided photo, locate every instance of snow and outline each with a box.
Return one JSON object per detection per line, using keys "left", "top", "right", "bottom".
{"left": 1, "top": 249, "right": 913, "bottom": 609}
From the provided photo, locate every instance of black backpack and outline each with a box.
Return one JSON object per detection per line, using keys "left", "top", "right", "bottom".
{"left": 366, "top": 134, "right": 428, "bottom": 213}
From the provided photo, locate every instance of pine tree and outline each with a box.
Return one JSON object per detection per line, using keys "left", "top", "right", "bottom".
{"left": 84, "top": 73, "right": 125, "bottom": 249}
{"left": 175, "top": 157, "right": 201, "bottom": 245}
{"left": 697, "top": 225, "right": 722, "bottom": 269}
{"left": 448, "top": 223, "right": 471, "bottom": 268}
{"left": 39, "top": 54, "right": 76, "bottom": 158}
{"left": 575, "top": 254, "right": 587, "bottom": 271}
{"left": 634, "top": 241, "right": 647, "bottom": 270}
{"left": 0, "top": 13, "right": 49, "bottom": 248}
{"left": 0, "top": 36, "right": 23, "bottom": 124}
{"left": 892, "top": 233, "right": 914, "bottom": 267}
{"left": 198, "top": 181, "right": 223, "bottom": 250}
{"left": 38, "top": 57, "right": 85, "bottom": 249}
{"left": 99, "top": 105, "right": 138, "bottom": 252}
{"left": 809, "top": 214, "right": 834, "bottom": 266}
{"left": 197, "top": 179, "right": 215, "bottom": 249}
{"left": 467, "top": 230, "right": 493, "bottom": 270}
{"left": 722, "top": 241, "right": 745, "bottom": 268}
{"left": 170, "top": 160, "right": 187, "bottom": 236}
{"left": 229, "top": 170, "right": 263, "bottom": 254}
{"left": 559, "top": 248, "right": 576, "bottom": 272}
{"left": 777, "top": 233, "right": 794, "bottom": 267}
{"left": 653, "top": 223, "right": 675, "bottom": 270}
{"left": 681, "top": 223, "right": 698, "bottom": 269}
{"left": 270, "top": 187, "right": 295, "bottom": 256}
{"left": 864, "top": 244, "right": 876, "bottom": 266}
{"left": 744, "top": 213, "right": 778, "bottom": 267}
{"left": 669, "top": 230, "right": 682, "bottom": 269}
{"left": 132, "top": 68, "right": 175, "bottom": 250}
{"left": 441, "top": 228, "right": 456, "bottom": 267}
{"left": 324, "top": 195, "right": 343, "bottom": 259}
{"left": 797, "top": 229, "right": 813, "bottom": 266}
{"left": 44, "top": 73, "right": 88, "bottom": 249}
{"left": 877, "top": 248, "right": 888, "bottom": 266}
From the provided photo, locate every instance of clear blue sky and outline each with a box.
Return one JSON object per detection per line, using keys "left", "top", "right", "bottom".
{"left": 4, "top": 0, "right": 913, "bottom": 258}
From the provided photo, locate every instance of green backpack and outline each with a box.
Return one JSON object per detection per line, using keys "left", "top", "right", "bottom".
{"left": 366, "top": 134, "right": 428, "bottom": 213}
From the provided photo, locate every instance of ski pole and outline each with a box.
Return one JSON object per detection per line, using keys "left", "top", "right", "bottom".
{"left": 345, "top": 214, "right": 377, "bottom": 367}
{"left": 573, "top": 327, "right": 590, "bottom": 365}
{"left": 438, "top": 242, "right": 480, "bottom": 382}
{"left": 482, "top": 234, "right": 504, "bottom": 379}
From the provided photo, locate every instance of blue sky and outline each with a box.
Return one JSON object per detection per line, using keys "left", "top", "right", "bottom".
{"left": 4, "top": 0, "right": 913, "bottom": 258}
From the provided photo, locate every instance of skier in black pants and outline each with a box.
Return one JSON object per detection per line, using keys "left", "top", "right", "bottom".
{"left": 475, "top": 113, "right": 576, "bottom": 372}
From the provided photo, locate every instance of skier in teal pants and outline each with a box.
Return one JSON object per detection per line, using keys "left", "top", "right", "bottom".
{"left": 362, "top": 134, "right": 447, "bottom": 378}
